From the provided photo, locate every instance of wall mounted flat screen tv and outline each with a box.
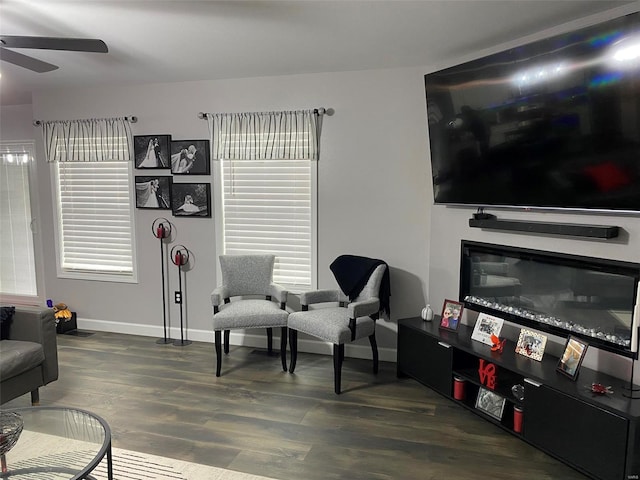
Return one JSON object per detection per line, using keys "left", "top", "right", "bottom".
{"left": 425, "top": 12, "right": 640, "bottom": 213}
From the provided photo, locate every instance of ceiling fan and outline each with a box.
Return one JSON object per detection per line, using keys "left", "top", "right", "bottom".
{"left": 0, "top": 35, "right": 108, "bottom": 73}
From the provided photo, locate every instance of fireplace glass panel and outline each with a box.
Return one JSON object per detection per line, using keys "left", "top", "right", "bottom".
{"left": 460, "top": 241, "right": 640, "bottom": 356}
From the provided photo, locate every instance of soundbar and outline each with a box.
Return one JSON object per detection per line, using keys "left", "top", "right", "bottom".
{"left": 468, "top": 218, "right": 619, "bottom": 239}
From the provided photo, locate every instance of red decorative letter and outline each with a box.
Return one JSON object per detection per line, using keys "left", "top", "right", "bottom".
{"left": 478, "top": 359, "right": 497, "bottom": 390}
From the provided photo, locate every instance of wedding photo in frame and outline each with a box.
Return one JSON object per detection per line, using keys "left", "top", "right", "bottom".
{"left": 135, "top": 176, "right": 171, "bottom": 209}
{"left": 170, "top": 139, "right": 211, "bottom": 175}
{"left": 439, "top": 299, "right": 463, "bottom": 331}
{"left": 475, "top": 387, "right": 506, "bottom": 421}
{"left": 557, "top": 336, "right": 589, "bottom": 380}
{"left": 171, "top": 182, "right": 211, "bottom": 218}
{"left": 134, "top": 135, "right": 171, "bottom": 169}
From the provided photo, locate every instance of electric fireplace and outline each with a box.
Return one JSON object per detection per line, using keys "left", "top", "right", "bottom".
{"left": 460, "top": 240, "right": 640, "bottom": 358}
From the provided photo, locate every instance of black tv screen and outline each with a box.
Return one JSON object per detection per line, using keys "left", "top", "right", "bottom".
{"left": 425, "top": 12, "right": 640, "bottom": 213}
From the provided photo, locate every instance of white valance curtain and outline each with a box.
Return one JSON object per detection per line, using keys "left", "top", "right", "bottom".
{"left": 42, "top": 117, "right": 133, "bottom": 162}
{"left": 44, "top": 117, "right": 135, "bottom": 278}
{"left": 205, "top": 110, "right": 322, "bottom": 160}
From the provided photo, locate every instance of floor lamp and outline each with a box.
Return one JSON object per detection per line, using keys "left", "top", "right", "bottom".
{"left": 171, "top": 244, "right": 192, "bottom": 347}
{"left": 152, "top": 218, "right": 173, "bottom": 345}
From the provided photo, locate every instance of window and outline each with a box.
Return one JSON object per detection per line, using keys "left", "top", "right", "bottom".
{"left": 54, "top": 160, "right": 135, "bottom": 281}
{"left": 219, "top": 157, "right": 317, "bottom": 289}
{"left": 208, "top": 110, "right": 321, "bottom": 291}
{"left": 45, "top": 118, "right": 136, "bottom": 282}
{"left": 0, "top": 142, "right": 38, "bottom": 298}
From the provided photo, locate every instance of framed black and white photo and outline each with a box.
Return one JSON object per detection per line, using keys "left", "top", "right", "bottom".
{"left": 471, "top": 313, "right": 504, "bottom": 346}
{"left": 170, "top": 139, "right": 210, "bottom": 175}
{"left": 557, "top": 336, "right": 588, "bottom": 380}
{"left": 135, "top": 176, "right": 171, "bottom": 209}
{"left": 171, "top": 182, "right": 211, "bottom": 218}
{"left": 475, "top": 387, "right": 506, "bottom": 421}
{"left": 134, "top": 135, "right": 171, "bottom": 169}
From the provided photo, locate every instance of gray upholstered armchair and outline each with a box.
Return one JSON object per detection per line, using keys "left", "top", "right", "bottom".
{"left": 211, "top": 254, "right": 289, "bottom": 377}
{"left": 1, "top": 307, "right": 59, "bottom": 405}
{"left": 287, "top": 257, "right": 388, "bottom": 394}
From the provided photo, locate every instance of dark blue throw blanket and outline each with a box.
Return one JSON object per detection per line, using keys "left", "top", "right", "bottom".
{"left": 329, "top": 255, "right": 391, "bottom": 315}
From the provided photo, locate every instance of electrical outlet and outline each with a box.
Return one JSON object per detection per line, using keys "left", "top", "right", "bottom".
{"left": 174, "top": 291, "right": 182, "bottom": 304}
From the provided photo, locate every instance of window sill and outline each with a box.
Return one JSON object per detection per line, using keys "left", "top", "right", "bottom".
{"left": 57, "top": 271, "right": 138, "bottom": 284}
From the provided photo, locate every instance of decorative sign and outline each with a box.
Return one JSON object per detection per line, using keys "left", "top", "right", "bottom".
{"left": 471, "top": 313, "right": 504, "bottom": 346}
{"left": 478, "top": 359, "right": 497, "bottom": 390}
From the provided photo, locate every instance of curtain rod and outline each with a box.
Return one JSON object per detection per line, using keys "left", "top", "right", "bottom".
{"left": 32, "top": 116, "right": 138, "bottom": 127}
{"left": 197, "top": 108, "right": 333, "bottom": 119}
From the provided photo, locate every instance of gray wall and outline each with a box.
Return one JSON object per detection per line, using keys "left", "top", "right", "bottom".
{"left": 17, "top": 67, "right": 432, "bottom": 362}
{"left": 1, "top": 104, "right": 34, "bottom": 139}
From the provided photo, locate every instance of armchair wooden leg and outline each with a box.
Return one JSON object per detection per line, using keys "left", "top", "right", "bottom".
{"left": 223, "top": 330, "right": 230, "bottom": 354}
{"left": 30, "top": 388, "right": 40, "bottom": 406}
{"left": 289, "top": 329, "right": 298, "bottom": 373}
{"left": 333, "top": 344, "right": 344, "bottom": 394}
{"left": 280, "top": 327, "right": 287, "bottom": 371}
{"left": 215, "top": 331, "right": 222, "bottom": 377}
{"left": 369, "top": 334, "right": 379, "bottom": 374}
{"left": 266, "top": 328, "right": 273, "bottom": 354}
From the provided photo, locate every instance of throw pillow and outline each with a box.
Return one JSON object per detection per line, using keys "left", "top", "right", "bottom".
{"left": 0, "top": 306, "right": 16, "bottom": 340}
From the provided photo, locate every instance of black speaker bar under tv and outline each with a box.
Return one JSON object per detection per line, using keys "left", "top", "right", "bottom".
{"left": 468, "top": 218, "right": 619, "bottom": 239}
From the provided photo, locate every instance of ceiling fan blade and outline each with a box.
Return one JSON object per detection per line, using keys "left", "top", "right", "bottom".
{"left": 0, "top": 47, "right": 58, "bottom": 72}
{"left": 0, "top": 36, "right": 108, "bottom": 53}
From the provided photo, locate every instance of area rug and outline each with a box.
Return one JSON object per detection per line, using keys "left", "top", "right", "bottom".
{"left": 92, "top": 447, "right": 277, "bottom": 480}
{"left": 7, "top": 430, "right": 277, "bottom": 480}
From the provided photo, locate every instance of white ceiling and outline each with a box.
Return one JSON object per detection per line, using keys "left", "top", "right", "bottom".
{"left": 0, "top": 0, "right": 637, "bottom": 106}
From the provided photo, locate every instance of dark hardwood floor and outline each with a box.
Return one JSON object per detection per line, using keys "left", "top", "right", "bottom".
{"left": 4, "top": 331, "right": 588, "bottom": 480}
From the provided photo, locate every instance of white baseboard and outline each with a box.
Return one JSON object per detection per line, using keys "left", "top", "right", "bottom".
{"left": 77, "top": 317, "right": 398, "bottom": 363}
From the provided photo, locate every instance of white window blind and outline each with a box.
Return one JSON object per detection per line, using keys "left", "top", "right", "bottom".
{"left": 221, "top": 158, "right": 314, "bottom": 289}
{"left": 55, "top": 160, "right": 134, "bottom": 278}
{"left": 0, "top": 144, "right": 37, "bottom": 296}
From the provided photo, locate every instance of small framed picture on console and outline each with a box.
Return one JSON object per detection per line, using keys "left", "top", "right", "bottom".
{"left": 471, "top": 312, "right": 504, "bottom": 346}
{"left": 515, "top": 328, "right": 547, "bottom": 361}
{"left": 440, "top": 299, "right": 463, "bottom": 332}
{"left": 475, "top": 387, "right": 506, "bottom": 421}
{"left": 557, "top": 335, "right": 588, "bottom": 381}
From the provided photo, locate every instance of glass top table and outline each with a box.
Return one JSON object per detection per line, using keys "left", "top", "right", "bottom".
{"left": 0, "top": 406, "right": 112, "bottom": 479}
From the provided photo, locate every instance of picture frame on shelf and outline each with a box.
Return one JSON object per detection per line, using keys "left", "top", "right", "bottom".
{"left": 134, "top": 135, "right": 171, "bottom": 169}
{"left": 171, "top": 182, "right": 211, "bottom": 218}
{"left": 471, "top": 313, "right": 504, "bottom": 346}
{"left": 439, "top": 299, "right": 463, "bottom": 331}
{"left": 135, "top": 176, "right": 171, "bottom": 209}
{"left": 515, "top": 328, "right": 547, "bottom": 361}
{"left": 170, "top": 139, "right": 211, "bottom": 175}
{"left": 557, "top": 335, "right": 589, "bottom": 380}
{"left": 475, "top": 387, "right": 506, "bottom": 421}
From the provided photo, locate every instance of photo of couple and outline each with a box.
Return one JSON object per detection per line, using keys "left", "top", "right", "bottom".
{"left": 134, "top": 135, "right": 171, "bottom": 169}
{"left": 135, "top": 176, "right": 171, "bottom": 209}
{"left": 440, "top": 299, "right": 463, "bottom": 331}
{"left": 170, "top": 139, "right": 210, "bottom": 175}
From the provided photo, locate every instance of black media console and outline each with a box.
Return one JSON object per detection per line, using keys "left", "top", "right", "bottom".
{"left": 397, "top": 317, "right": 640, "bottom": 480}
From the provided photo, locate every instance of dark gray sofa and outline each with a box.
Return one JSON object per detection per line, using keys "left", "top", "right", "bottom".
{"left": 0, "top": 307, "right": 59, "bottom": 405}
